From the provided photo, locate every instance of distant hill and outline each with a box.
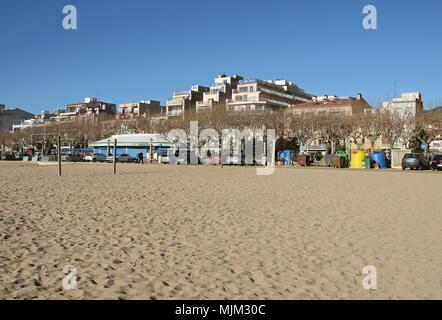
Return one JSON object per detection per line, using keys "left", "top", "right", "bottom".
{"left": 425, "top": 106, "right": 442, "bottom": 114}
{"left": 0, "top": 108, "right": 34, "bottom": 132}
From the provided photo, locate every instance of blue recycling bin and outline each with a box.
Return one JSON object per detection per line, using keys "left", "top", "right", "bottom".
{"left": 370, "top": 151, "right": 387, "bottom": 169}
{"left": 278, "top": 150, "right": 293, "bottom": 166}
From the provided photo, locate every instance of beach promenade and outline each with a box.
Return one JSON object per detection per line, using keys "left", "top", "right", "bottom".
{"left": 0, "top": 162, "right": 441, "bottom": 299}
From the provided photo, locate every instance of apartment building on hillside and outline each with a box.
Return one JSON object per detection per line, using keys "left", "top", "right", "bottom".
{"left": 166, "top": 85, "right": 209, "bottom": 120}
{"left": 196, "top": 74, "right": 244, "bottom": 113}
{"left": 119, "top": 100, "right": 162, "bottom": 118}
{"left": 226, "top": 79, "right": 314, "bottom": 113}
{"left": 51, "top": 97, "right": 117, "bottom": 122}
{"left": 382, "top": 92, "right": 423, "bottom": 118}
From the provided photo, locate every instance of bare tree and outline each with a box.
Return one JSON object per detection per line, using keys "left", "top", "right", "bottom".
{"left": 359, "top": 111, "right": 385, "bottom": 151}
{"left": 285, "top": 112, "right": 317, "bottom": 154}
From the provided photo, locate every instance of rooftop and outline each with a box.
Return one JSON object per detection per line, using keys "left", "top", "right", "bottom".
{"left": 289, "top": 95, "right": 363, "bottom": 109}
{"left": 90, "top": 134, "right": 171, "bottom": 148}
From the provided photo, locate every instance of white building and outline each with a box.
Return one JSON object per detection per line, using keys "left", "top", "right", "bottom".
{"left": 226, "top": 79, "right": 314, "bottom": 113}
{"left": 430, "top": 138, "right": 442, "bottom": 153}
{"left": 90, "top": 133, "right": 171, "bottom": 158}
{"left": 12, "top": 119, "right": 35, "bottom": 132}
{"left": 166, "top": 85, "right": 208, "bottom": 119}
{"left": 382, "top": 92, "right": 423, "bottom": 118}
{"left": 12, "top": 111, "right": 54, "bottom": 132}
{"left": 382, "top": 92, "right": 424, "bottom": 167}
{"left": 196, "top": 74, "right": 243, "bottom": 113}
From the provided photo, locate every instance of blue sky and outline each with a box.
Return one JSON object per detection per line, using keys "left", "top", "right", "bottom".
{"left": 0, "top": 0, "right": 441, "bottom": 113}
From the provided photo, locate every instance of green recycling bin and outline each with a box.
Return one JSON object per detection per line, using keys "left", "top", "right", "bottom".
{"left": 364, "top": 157, "right": 371, "bottom": 169}
{"left": 335, "top": 151, "right": 349, "bottom": 168}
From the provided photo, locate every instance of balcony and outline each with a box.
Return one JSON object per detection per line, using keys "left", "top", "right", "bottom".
{"left": 196, "top": 101, "right": 211, "bottom": 107}
{"left": 232, "top": 88, "right": 256, "bottom": 94}
{"left": 203, "top": 92, "right": 222, "bottom": 100}
{"left": 226, "top": 96, "right": 260, "bottom": 104}
{"left": 167, "top": 109, "right": 184, "bottom": 116}
{"left": 166, "top": 99, "right": 185, "bottom": 107}
{"left": 173, "top": 91, "right": 190, "bottom": 97}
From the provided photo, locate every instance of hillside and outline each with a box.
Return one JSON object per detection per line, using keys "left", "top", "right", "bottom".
{"left": 425, "top": 106, "right": 442, "bottom": 114}
{"left": 0, "top": 108, "right": 34, "bottom": 132}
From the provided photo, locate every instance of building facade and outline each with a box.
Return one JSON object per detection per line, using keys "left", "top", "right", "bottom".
{"left": 226, "top": 79, "right": 314, "bottom": 113}
{"left": 90, "top": 134, "right": 171, "bottom": 158}
{"left": 382, "top": 92, "right": 423, "bottom": 118}
{"left": 51, "top": 97, "right": 116, "bottom": 122}
{"left": 0, "top": 104, "right": 5, "bottom": 112}
{"left": 119, "top": 100, "right": 162, "bottom": 118}
{"left": 196, "top": 74, "right": 243, "bottom": 113}
{"left": 286, "top": 94, "right": 371, "bottom": 116}
{"left": 166, "top": 86, "right": 208, "bottom": 120}
{"left": 285, "top": 94, "right": 372, "bottom": 155}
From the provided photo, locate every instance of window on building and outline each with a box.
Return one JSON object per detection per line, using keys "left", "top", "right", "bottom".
{"left": 236, "top": 96, "right": 243, "bottom": 102}
{"left": 239, "top": 86, "right": 248, "bottom": 93}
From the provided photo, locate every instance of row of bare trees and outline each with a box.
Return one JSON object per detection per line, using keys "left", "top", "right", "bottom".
{"left": 288, "top": 110, "right": 442, "bottom": 154}
{"left": 1, "top": 107, "right": 442, "bottom": 155}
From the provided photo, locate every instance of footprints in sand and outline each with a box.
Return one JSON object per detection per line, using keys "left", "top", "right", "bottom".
{"left": 0, "top": 163, "right": 441, "bottom": 299}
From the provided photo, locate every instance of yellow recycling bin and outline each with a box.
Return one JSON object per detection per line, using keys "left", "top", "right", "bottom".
{"left": 350, "top": 151, "right": 366, "bottom": 169}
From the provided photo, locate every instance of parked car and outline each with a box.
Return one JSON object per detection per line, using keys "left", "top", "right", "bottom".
{"left": 158, "top": 149, "right": 170, "bottom": 164}
{"left": 84, "top": 153, "right": 106, "bottom": 162}
{"left": 430, "top": 155, "right": 442, "bottom": 171}
{"left": 62, "top": 153, "right": 82, "bottom": 162}
{"left": 105, "top": 154, "right": 133, "bottom": 163}
{"left": 401, "top": 153, "right": 431, "bottom": 170}
{"left": 119, "top": 154, "right": 134, "bottom": 163}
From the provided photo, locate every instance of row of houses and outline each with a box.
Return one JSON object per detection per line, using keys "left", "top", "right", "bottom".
{"left": 6, "top": 73, "right": 316, "bottom": 131}
{"left": 3, "top": 74, "right": 425, "bottom": 135}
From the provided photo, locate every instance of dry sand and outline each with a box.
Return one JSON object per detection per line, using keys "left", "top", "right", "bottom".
{"left": 0, "top": 161, "right": 441, "bottom": 300}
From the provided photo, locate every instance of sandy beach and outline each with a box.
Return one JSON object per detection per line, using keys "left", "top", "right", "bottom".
{"left": 0, "top": 161, "right": 441, "bottom": 300}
